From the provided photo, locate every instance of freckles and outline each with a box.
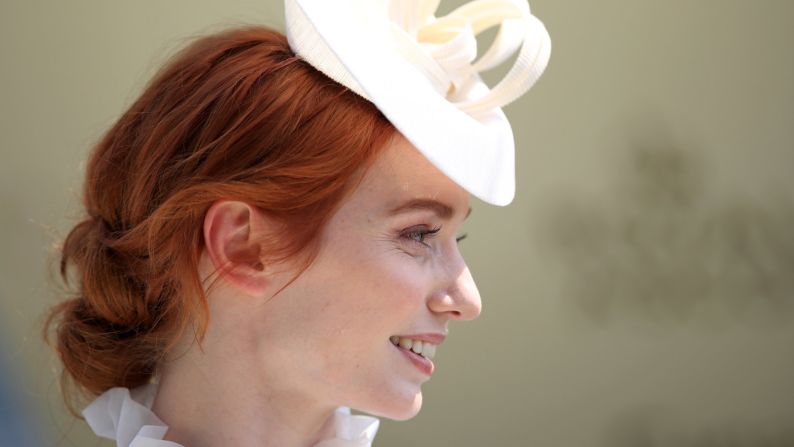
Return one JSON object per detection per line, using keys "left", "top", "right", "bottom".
{"left": 380, "top": 267, "right": 428, "bottom": 311}
{"left": 384, "top": 253, "right": 428, "bottom": 286}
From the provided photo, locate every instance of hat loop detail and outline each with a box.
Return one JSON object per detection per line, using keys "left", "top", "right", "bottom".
{"left": 389, "top": 0, "right": 551, "bottom": 116}
{"left": 286, "top": 0, "right": 550, "bottom": 118}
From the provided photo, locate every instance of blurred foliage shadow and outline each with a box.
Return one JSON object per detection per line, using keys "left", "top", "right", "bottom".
{"left": 536, "top": 132, "right": 794, "bottom": 326}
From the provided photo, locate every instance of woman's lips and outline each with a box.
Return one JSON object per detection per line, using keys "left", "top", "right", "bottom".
{"left": 393, "top": 343, "right": 434, "bottom": 376}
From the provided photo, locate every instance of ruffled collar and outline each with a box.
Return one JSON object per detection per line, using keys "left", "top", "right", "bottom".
{"left": 82, "top": 384, "right": 380, "bottom": 447}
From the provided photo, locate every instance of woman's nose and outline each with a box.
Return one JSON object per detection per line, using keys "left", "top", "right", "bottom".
{"left": 429, "top": 264, "right": 482, "bottom": 321}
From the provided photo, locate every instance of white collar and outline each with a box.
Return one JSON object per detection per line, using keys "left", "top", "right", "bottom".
{"left": 82, "top": 384, "right": 380, "bottom": 447}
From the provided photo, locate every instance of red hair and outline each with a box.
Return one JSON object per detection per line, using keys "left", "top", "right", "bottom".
{"left": 43, "top": 25, "right": 396, "bottom": 414}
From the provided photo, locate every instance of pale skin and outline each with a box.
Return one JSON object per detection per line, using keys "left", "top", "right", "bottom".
{"left": 151, "top": 133, "right": 482, "bottom": 447}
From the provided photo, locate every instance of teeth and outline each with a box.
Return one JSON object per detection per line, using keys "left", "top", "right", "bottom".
{"left": 390, "top": 336, "right": 438, "bottom": 360}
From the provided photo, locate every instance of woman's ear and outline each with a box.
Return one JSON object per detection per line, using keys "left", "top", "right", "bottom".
{"left": 203, "top": 200, "right": 274, "bottom": 296}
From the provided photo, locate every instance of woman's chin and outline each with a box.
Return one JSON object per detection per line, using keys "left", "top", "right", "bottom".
{"left": 368, "top": 391, "right": 423, "bottom": 421}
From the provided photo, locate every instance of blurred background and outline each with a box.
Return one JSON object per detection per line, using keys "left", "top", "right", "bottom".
{"left": 1, "top": 0, "right": 792, "bottom": 446}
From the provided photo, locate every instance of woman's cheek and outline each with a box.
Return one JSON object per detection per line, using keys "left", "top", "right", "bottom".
{"left": 377, "top": 252, "right": 432, "bottom": 303}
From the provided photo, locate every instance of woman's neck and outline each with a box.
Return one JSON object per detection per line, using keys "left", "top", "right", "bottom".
{"left": 151, "top": 334, "right": 339, "bottom": 447}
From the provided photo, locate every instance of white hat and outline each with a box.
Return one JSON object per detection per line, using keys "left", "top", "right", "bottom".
{"left": 285, "top": 0, "right": 551, "bottom": 206}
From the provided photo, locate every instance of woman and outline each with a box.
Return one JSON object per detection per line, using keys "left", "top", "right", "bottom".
{"left": 44, "top": 0, "right": 550, "bottom": 446}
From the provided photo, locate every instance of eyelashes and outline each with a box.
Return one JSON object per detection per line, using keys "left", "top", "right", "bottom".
{"left": 403, "top": 226, "right": 441, "bottom": 247}
{"left": 400, "top": 225, "right": 468, "bottom": 249}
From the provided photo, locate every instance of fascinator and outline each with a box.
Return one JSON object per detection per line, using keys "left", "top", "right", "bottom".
{"left": 285, "top": 0, "right": 551, "bottom": 206}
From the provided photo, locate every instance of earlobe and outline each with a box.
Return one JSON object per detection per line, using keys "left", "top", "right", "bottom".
{"left": 203, "top": 200, "right": 271, "bottom": 296}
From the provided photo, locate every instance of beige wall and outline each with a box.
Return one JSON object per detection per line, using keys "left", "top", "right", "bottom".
{"left": 1, "top": 1, "right": 792, "bottom": 445}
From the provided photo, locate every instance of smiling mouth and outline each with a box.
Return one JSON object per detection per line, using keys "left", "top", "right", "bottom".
{"left": 389, "top": 335, "right": 437, "bottom": 360}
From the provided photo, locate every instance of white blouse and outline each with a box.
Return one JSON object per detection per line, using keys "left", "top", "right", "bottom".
{"left": 82, "top": 384, "right": 381, "bottom": 447}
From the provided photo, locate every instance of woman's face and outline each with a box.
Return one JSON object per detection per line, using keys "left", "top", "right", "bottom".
{"left": 247, "top": 133, "right": 481, "bottom": 420}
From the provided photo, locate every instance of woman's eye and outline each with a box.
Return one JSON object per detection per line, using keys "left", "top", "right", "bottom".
{"left": 400, "top": 227, "right": 468, "bottom": 249}
{"left": 403, "top": 226, "right": 441, "bottom": 247}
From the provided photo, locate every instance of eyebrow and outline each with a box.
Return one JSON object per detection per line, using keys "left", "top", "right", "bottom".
{"left": 387, "top": 198, "right": 472, "bottom": 220}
